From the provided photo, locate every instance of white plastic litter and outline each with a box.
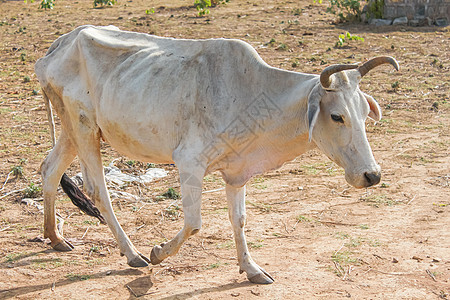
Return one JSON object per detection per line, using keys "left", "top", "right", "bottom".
{"left": 103, "top": 166, "right": 168, "bottom": 187}
{"left": 72, "top": 162, "right": 168, "bottom": 188}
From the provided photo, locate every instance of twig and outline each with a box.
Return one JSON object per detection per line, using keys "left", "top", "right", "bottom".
{"left": 134, "top": 202, "right": 148, "bottom": 213}
{"left": 51, "top": 281, "right": 55, "bottom": 292}
{"left": 0, "top": 171, "right": 13, "bottom": 192}
{"left": 318, "top": 220, "right": 356, "bottom": 227}
{"left": 282, "top": 219, "right": 290, "bottom": 234}
{"left": 291, "top": 219, "right": 300, "bottom": 232}
{"left": 333, "top": 261, "right": 344, "bottom": 277}
{"left": 342, "top": 265, "right": 353, "bottom": 281}
{"left": 202, "top": 187, "right": 225, "bottom": 194}
{"left": 334, "top": 242, "right": 345, "bottom": 257}
{"left": 0, "top": 226, "right": 11, "bottom": 232}
{"left": 130, "top": 224, "right": 146, "bottom": 236}
{"left": 126, "top": 284, "right": 158, "bottom": 297}
{"left": 426, "top": 269, "right": 437, "bottom": 282}
{"left": 81, "top": 227, "right": 90, "bottom": 239}
{"left": 370, "top": 269, "right": 408, "bottom": 275}
{"left": 0, "top": 188, "right": 26, "bottom": 200}
{"left": 406, "top": 194, "right": 417, "bottom": 205}
{"left": 126, "top": 285, "right": 138, "bottom": 297}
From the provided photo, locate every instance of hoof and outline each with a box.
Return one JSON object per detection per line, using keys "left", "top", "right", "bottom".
{"left": 150, "top": 243, "right": 165, "bottom": 265}
{"left": 138, "top": 252, "right": 151, "bottom": 264}
{"left": 248, "top": 268, "right": 274, "bottom": 284}
{"left": 52, "top": 239, "right": 74, "bottom": 252}
{"left": 128, "top": 255, "right": 149, "bottom": 268}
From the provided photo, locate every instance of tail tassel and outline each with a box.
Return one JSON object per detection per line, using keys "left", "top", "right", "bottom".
{"left": 60, "top": 173, "right": 106, "bottom": 224}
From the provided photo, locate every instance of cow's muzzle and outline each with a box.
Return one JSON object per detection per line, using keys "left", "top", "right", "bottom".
{"left": 363, "top": 171, "right": 381, "bottom": 187}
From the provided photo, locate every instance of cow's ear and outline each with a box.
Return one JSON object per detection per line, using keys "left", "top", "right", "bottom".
{"left": 307, "top": 84, "right": 323, "bottom": 142}
{"left": 365, "top": 93, "right": 382, "bottom": 121}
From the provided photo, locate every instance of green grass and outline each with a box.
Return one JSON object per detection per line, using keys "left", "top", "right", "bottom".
{"left": 65, "top": 273, "right": 91, "bottom": 281}
{"left": 247, "top": 241, "right": 263, "bottom": 249}
{"left": 216, "top": 240, "right": 234, "bottom": 249}
{"left": 246, "top": 200, "right": 272, "bottom": 212}
{"left": 4, "top": 252, "right": 30, "bottom": 263}
{"left": 31, "top": 258, "right": 64, "bottom": 269}
{"left": 205, "top": 262, "right": 220, "bottom": 269}
{"left": 296, "top": 215, "right": 311, "bottom": 222}
{"left": 252, "top": 177, "right": 268, "bottom": 189}
{"left": 361, "top": 194, "right": 399, "bottom": 207}
{"left": 331, "top": 250, "right": 360, "bottom": 265}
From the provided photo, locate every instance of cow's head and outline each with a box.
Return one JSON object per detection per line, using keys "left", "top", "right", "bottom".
{"left": 307, "top": 56, "right": 399, "bottom": 188}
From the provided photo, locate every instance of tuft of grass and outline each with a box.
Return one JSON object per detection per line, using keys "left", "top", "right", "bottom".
{"left": 206, "top": 262, "right": 220, "bottom": 269}
{"left": 65, "top": 273, "right": 91, "bottom": 281}
{"left": 23, "top": 182, "right": 42, "bottom": 198}
{"left": 361, "top": 194, "right": 399, "bottom": 207}
{"left": 331, "top": 250, "right": 360, "bottom": 265}
{"left": 391, "top": 81, "right": 400, "bottom": 89}
{"left": 247, "top": 241, "right": 263, "bottom": 249}
{"left": 4, "top": 252, "right": 30, "bottom": 263}
{"left": 11, "top": 165, "right": 24, "bottom": 178}
{"left": 31, "top": 258, "right": 64, "bottom": 269}
{"left": 296, "top": 215, "right": 311, "bottom": 222}
{"left": 161, "top": 187, "right": 180, "bottom": 199}
{"left": 216, "top": 240, "right": 234, "bottom": 249}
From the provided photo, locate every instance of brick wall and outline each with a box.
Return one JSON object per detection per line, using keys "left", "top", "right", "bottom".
{"left": 384, "top": 0, "right": 450, "bottom": 21}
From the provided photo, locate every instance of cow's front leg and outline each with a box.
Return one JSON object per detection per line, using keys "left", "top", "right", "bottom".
{"left": 151, "top": 167, "right": 204, "bottom": 264}
{"left": 226, "top": 184, "right": 274, "bottom": 284}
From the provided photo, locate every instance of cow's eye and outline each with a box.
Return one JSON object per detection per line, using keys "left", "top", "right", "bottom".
{"left": 331, "top": 114, "right": 344, "bottom": 123}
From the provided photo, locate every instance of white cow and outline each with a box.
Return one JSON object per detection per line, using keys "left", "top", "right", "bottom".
{"left": 35, "top": 25, "right": 398, "bottom": 284}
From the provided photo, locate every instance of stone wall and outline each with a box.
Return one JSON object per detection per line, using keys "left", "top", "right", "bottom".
{"left": 384, "top": 0, "right": 450, "bottom": 23}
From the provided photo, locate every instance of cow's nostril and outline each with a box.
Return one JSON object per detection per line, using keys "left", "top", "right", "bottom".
{"left": 364, "top": 171, "right": 381, "bottom": 186}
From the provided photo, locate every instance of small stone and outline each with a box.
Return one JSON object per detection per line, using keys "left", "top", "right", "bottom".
{"left": 393, "top": 16, "right": 408, "bottom": 25}
{"left": 369, "top": 18, "right": 393, "bottom": 26}
{"left": 432, "top": 258, "right": 441, "bottom": 263}
{"left": 392, "top": 257, "right": 399, "bottom": 263}
{"left": 435, "top": 18, "right": 449, "bottom": 27}
{"left": 106, "top": 270, "right": 112, "bottom": 275}
{"left": 412, "top": 256, "right": 422, "bottom": 261}
{"left": 408, "top": 19, "right": 420, "bottom": 27}
{"left": 231, "top": 292, "right": 240, "bottom": 297}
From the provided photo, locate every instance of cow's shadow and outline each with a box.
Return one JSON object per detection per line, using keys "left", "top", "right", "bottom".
{"left": 154, "top": 281, "right": 254, "bottom": 300}
{"left": 0, "top": 266, "right": 252, "bottom": 300}
{"left": 0, "top": 268, "right": 143, "bottom": 300}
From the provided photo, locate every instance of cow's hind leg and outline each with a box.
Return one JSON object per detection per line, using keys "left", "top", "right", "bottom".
{"left": 226, "top": 184, "right": 274, "bottom": 284}
{"left": 41, "top": 131, "right": 77, "bottom": 251}
{"left": 150, "top": 163, "right": 204, "bottom": 264}
{"left": 76, "top": 135, "right": 149, "bottom": 267}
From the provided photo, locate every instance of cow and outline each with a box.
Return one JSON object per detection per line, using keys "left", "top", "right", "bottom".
{"left": 35, "top": 25, "right": 399, "bottom": 284}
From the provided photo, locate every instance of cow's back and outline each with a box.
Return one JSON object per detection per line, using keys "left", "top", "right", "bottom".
{"left": 35, "top": 25, "right": 273, "bottom": 164}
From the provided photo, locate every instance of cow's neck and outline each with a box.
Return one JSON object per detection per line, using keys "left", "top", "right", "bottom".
{"left": 218, "top": 66, "right": 319, "bottom": 186}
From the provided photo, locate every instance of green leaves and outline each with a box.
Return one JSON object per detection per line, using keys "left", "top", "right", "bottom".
{"left": 93, "top": 0, "right": 117, "bottom": 8}
{"left": 195, "top": 0, "right": 211, "bottom": 16}
{"left": 335, "top": 32, "right": 364, "bottom": 47}
{"left": 317, "top": 0, "right": 362, "bottom": 22}
{"left": 39, "top": 0, "right": 54, "bottom": 10}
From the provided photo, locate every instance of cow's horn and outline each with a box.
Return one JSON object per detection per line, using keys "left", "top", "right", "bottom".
{"left": 358, "top": 56, "right": 399, "bottom": 78}
{"left": 320, "top": 64, "right": 359, "bottom": 88}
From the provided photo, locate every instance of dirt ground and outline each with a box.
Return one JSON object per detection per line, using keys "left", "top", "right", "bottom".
{"left": 0, "top": 0, "right": 449, "bottom": 299}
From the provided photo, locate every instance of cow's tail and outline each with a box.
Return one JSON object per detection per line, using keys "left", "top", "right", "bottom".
{"left": 42, "top": 90, "right": 106, "bottom": 224}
